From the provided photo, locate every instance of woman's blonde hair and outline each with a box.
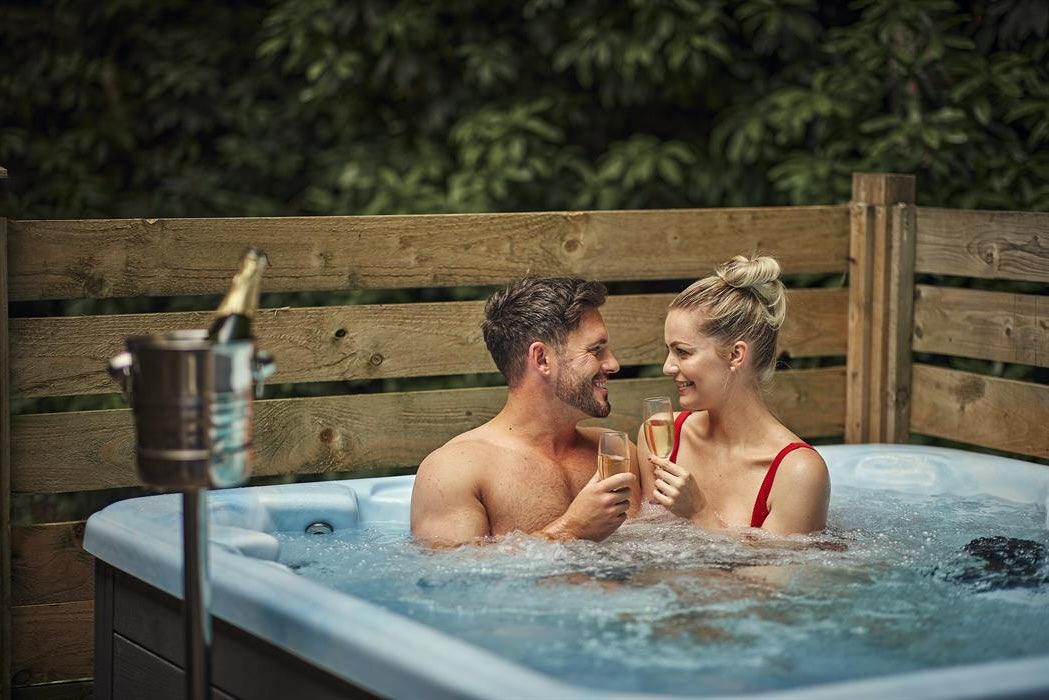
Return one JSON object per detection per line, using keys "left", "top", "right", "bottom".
{"left": 669, "top": 255, "right": 786, "bottom": 385}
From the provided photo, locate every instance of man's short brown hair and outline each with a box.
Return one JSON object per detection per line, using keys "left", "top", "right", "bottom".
{"left": 482, "top": 277, "right": 608, "bottom": 384}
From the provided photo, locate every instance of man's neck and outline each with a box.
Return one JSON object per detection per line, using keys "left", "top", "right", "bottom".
{"left": 494, "top": 390, "right": 584, "bottom": 455}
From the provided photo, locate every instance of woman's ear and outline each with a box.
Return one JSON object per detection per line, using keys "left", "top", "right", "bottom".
{"left": 729, "top": 340, "right": 748, "bottom": 371}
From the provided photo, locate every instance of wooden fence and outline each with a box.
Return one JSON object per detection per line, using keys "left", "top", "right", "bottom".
{"left": 2, "top": 172, "right": 1047, "bottom": 697}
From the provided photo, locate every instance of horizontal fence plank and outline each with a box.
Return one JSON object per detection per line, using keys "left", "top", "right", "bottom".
{"left": 11, "top": 522, "right": 93, "bottom": 607}
{"left": 12, "top": 369, "right": 844, "bottom": 495}
{"left": 8, "top": 207, "right": 850, "bottom": 301}
{"left": 779, "top": 288, "right": 849, "bottom": 360}
{"left": 916, "top": 207, "right": 1049, "bottom": 283}
{"left": 11, "top": 600, "right": 93, "bottom": 686}
{"left": 769, "top": 366, "right": 846, "bottom": 438}
{"left": 913, "top": 285, "right": 1048, "bottom": 367}
{"left": 9, "top": 289, "right": 847, "bottom": 399}
{"left": 910, "top": 363, "right": 1049, "bottom": 459}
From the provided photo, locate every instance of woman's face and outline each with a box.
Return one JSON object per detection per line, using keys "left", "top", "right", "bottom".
{"left": 661, "top": 308, "right": 733, "bottom": 410}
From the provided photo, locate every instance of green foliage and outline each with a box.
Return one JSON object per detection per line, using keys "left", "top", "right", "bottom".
{"left": 2, "top": 0, "right": 1048, "bottom": 219}
{"left": 722, "top": 0, "right": 1049, "bottom": 208}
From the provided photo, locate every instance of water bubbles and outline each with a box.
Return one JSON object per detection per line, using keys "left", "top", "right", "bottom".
{"left": 271, "top": 486, "right": 1049, "bottom": 696}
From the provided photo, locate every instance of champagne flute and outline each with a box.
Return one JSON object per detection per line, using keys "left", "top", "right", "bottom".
{"left": 642, "top": 396, "right": 675, "bottom": 458}
{"left": 598, "top": 430, "right": 630, "bottom": 479}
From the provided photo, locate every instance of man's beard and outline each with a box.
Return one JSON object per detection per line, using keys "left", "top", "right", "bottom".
{"left": 555, "top": 367, "right": 611, "bottom": 418}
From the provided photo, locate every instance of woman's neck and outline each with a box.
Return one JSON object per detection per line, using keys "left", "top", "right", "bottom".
{"left": 701, "top": 386, "right": 779, "bottom": 447}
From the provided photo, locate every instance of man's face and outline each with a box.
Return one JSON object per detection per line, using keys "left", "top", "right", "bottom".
{"left": 554, "top": 309, "right": 620, "bottom": 418}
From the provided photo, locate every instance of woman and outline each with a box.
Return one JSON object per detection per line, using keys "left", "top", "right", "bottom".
{"left": 639, "top": 255, "right": 830, "bottom": 535}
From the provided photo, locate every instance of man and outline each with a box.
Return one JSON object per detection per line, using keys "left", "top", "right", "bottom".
{"left": 410, "top": 276, "right": 639, "bottom": 546}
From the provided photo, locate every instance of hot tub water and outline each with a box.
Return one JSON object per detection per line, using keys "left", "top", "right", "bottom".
{"left": 276, "top": 483, "right": 1049, "bottom": 696}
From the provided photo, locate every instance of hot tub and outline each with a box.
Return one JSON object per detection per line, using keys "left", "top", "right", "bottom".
{"left": 84, "top": 444, "right": 1049, "bottom": 699}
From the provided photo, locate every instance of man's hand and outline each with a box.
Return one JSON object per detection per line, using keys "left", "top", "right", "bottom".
{"left": 541, "top": 471, "right": 635, "bottom": 541}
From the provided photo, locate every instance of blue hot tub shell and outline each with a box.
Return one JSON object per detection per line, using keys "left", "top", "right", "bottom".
{"left": 84, "top": 444, "right": 1049, "bottom": 699}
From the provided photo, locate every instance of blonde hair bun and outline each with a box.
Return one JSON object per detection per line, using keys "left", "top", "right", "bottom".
{"left": 715, "top": 255, "right": 787, "bottom": 329}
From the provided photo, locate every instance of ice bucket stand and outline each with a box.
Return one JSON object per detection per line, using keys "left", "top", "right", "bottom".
{"left": 109, "top": 330, "right": 274, "bottom": 699}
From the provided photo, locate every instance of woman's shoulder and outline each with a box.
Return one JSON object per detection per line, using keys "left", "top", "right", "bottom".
{"left": 672, "top": 409, "right": 707, "bottom": 424}
{"left": 674, "top": 409, "right": 712, "bottom": 436}
{"left": 775, "top": 443, "right": 829, "bottom": 484}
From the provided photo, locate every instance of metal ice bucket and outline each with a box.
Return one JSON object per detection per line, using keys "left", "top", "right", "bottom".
{"left": 108, "top": 329, "right": 275, "bottom": 489}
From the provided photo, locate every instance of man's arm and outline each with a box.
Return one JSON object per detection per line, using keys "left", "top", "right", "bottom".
{"left": 410, "top": 447, "right": 490, "bottom": 546}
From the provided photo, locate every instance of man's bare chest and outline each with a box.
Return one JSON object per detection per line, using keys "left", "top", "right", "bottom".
{"left": 483, "top": 451, "right": 595, "bottom": 535}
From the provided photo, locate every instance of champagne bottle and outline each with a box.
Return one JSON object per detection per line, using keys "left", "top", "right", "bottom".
{"left": 207, "top": 247, "right": 269, "bottom": 343}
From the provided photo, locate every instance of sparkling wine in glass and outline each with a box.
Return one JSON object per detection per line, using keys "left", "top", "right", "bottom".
{"left": 598, "top": 430, "right": 630, "bottom": 480}
{"left": 642, "top": 396, "right": 675, "bottom": 458}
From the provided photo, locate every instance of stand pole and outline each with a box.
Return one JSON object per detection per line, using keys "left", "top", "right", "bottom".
{"left": 183, "top": 488, "right": 211, "bottom": 699}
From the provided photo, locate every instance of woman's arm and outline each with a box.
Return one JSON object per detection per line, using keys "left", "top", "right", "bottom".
{"left": 761, "top": 449, "right": 831, "bottom": 535}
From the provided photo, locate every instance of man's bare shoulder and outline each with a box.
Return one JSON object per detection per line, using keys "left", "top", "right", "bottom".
{"left": 411, "top": 428, "right": 503, "bottom": 544}
{"left": 419, "top": 439, "right": 482, "bottom": 471}
{"left": 417, "top": 425, "right": 506, "bottom": 476}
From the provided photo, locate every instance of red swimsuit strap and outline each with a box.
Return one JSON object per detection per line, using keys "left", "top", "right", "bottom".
{"left": 668, "top": 411, "right": 694, "bottom": 462}
{"left": 750, "top": 442, "right": 814, "bottom": 528}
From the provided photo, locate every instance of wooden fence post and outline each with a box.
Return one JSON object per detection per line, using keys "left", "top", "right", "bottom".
{"left": 847, "top": 172, "right": 917, "bottom": 443}
{"left": 2, "top": 182, "right": 11, "bottom": 699}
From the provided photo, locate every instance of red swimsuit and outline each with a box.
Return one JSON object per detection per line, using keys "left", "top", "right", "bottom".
{"left": 667, "top": 411, "right": 813, "bottom": 528}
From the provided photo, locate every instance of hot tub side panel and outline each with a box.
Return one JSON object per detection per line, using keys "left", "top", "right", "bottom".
{"left": 93, "top": 561, "right": 379, "bottom": 700}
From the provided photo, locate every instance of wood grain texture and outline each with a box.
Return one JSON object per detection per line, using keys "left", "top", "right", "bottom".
{"left": 866, "top": 203, "right": 893, "bottom": 442}
{"left": 916, "top": 207, "right": 1049, "bottom": 283}
{"left": 883, "top": 204, "right": 917, "bottom": 442}
{"left": 2, "top": 216, "right": 12, "bottom": 699}
{"left": 910, "top": 363, "right": 1049, "bottom": 459}
{"left": 7, "top": 207, "right": 849, "bottom": 301}
{"left": 9, "top": 289, "right": 847, "bottom": 399}
{"left": 12, "top": 370, "right": 844, "bottom": 495}
{"left": 777, "top": 288, "right": 849, "bottom": 360}
{"left": 912, "top": 285, "right": 1048, "bottom": 367}
{"left": 850, "top": 172, "right": 916, "bottom": 206}
{"left": 10, "top": 600, "right": 93, "bottom": 685}
{"left": 846, "top": 203, "right": 876, "bottom": 443}
{"left": 764, "top": 366, "right": 846, "bottom": 438}
{"left": 846, "top": 177, "right": 918, "bottom": 444}
{"left": 11, "top": 522, "right": 93, "bottom": 607}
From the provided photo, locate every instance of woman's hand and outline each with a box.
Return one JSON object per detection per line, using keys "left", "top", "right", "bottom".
{"left": 648, "top": 454, "right": 704, "bottom": 521}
